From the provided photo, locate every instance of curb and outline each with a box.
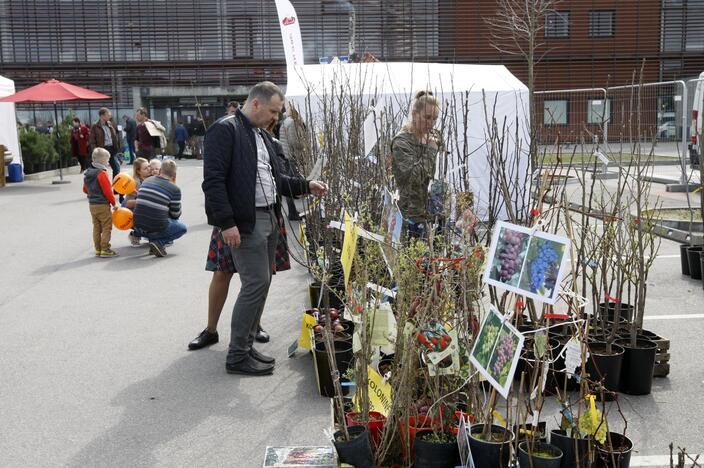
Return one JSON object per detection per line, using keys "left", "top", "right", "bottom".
{"left": 22, "top": 165, "right": 81, "bottom": 181}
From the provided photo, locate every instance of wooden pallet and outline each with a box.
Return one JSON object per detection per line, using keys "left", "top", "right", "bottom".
{"left": 651, "top": 336, "right": 670, "bottom": 378}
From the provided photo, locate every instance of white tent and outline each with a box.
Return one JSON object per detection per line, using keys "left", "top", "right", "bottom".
{"left": 0, "top": 75, "right": 21, "bottom": 170}
{"left": 285, "top": 62, "right": 530, "bottom": 219}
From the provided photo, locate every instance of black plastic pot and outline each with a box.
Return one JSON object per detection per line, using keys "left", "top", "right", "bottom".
{"left": 595, "top": 432, "right": 633, "bottom": 468}
{"left": 586, "top": 342, "right": 624, "bottom": 400}
{"left": 597, "top": 303, "right": 633, "bottom": 323}
{"left": 518, "top": 441, "right": 563, "bottom": 468}
{"left": 468, "top": 424, "right": 514, "bottom": 468}
{"left": 680, "top": 243, "right": 691, "bottom": 275}
{"left": 414, "top": 430, "right": 461, "bottom": 468}
{"left": 332, "top": 426, "right": 374, "bottom": 468}
{"left": 688, "top": 246, "right": 704, "bottom": 280}
{"left": 314, "top": 340, "right": 353, "bottom": 397}
{"left": 615, "top": 338, "right": 657, "bottom": 395}
{"left": 549, "top": 430, "right": 592, "bottom": 468}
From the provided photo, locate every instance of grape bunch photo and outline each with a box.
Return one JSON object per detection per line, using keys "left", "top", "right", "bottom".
{"left": 485, "top": 221, "right": 571, "bottom": 304}
{"left": 469, "top": 305, "right": 525, "bottom": 398}
{"left": 487, "top": 327, "right": 520, "bottom": 386}
{"left": 519, "top": 237, "right": 566, "bottom": 298}
{"left": 488, "top": 226, "right": 529, "bottom": 287}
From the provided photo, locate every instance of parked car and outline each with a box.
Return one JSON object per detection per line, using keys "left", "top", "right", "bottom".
{"left": 658, "top": 120, "right": 676, "bottom": 140}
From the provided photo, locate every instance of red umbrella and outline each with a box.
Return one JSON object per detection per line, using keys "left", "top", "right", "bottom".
{"left": 0, "top": 79, "right": 111, "bottom": 183}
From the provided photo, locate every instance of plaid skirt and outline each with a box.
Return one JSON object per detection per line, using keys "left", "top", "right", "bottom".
{"left": 205, "top": 216, "right": 291, "bottom": 273}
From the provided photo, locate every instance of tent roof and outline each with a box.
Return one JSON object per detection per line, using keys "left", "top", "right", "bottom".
{"left": 286, "top": 62, "right": 527, "bottom": 98}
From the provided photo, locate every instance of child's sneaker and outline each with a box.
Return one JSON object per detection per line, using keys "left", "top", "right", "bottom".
{"left": 100, "top": 249, "right": 119, "bottom": 258}
{"left": 128, "top": 232, "right": 141, "bottom": 247}
{"left": 95, "top": 250, "right": 102, "bottom": 257}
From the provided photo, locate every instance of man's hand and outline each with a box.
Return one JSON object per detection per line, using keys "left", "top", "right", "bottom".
{"left": 222, "top": 226, "right": 241, "bottom": 248}
{"left": 308, "top": 181, "right": 328, "bottom": 197}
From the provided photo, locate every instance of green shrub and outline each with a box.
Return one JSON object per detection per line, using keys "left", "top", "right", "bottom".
{"left": 19, "top": 127, "right": 58, "bottom": 165}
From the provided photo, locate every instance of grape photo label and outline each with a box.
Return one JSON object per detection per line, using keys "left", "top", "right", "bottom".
{"left": 483, "top": 221, "right": 571, "bottom": 304}
{"left": 469, "top": 305, "right": 525, "bottom": 399}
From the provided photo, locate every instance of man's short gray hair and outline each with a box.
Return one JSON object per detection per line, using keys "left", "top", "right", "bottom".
{"left": 160, "top": 160, "right": 177, "bottom": 179}
{"left": 247, "top": 81, "right": 285, "bottom": 103}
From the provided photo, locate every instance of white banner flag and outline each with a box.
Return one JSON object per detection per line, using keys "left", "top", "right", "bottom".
{"left": 275, "top": 0, "right": 304, "bottom": 68}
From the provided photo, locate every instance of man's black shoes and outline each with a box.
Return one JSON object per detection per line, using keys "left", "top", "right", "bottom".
{"left": 226, "top": 356, "right": 274, "bottom": 376}
{"left": 250, "top": 347, "right": 275, "bottom": 364}
{"left": 255, "top": 326, "right": 270, "bottom": 343}
{"left": 188, "top": 329, "right": 218, "bottom": 350}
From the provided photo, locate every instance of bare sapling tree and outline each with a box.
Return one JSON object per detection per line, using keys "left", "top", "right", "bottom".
{"left": 485, "top": 0, "right": 558, "bottom": 167}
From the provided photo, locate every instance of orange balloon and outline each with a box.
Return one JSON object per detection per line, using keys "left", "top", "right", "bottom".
{"left": 112, "top": 207, "right": 134, "bottom": 230}
{"left": 112, "top": 173, "right": 136, "bottom": 195}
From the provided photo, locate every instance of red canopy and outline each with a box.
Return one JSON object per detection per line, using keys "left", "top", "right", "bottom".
{"left": 0, "top": 79, "right": 110, "bottom": 103}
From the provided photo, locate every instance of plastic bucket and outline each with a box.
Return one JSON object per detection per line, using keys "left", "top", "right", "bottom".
{"left": 7, "top": 163, "right": 23, "bottom": 182}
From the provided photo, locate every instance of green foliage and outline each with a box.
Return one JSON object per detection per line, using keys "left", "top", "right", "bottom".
{"left": 19, "top": 127, "right": 58, "bottom": 165}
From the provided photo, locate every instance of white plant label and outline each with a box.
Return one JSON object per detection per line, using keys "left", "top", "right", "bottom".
{"left": 564, "top": 337, "right": 588, "bottom": 379}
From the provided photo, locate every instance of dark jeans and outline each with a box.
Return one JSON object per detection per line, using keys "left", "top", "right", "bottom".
{"left": 176, "top": 141, "right": 185, "bottom": 159}
{"left": 127, "top": 140, "right": 136, "bottom": 164}
{"left": 134, "top": 219, "right": 187, "bottom": 246}
{"left": 227, "top": 210, "right": 278, "bottom": 364}
{"left": 104, "top": 145, "right": 121, "bottom": 180}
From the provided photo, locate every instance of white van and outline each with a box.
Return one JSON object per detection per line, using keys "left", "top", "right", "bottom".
{"left": 690, "top": 71, "right": 704, "bottom": 168}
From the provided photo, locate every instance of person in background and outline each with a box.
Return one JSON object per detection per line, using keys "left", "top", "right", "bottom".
{"left": 391, "top": 90, "right": 441, "bottom": 238}
{"left": 191, "top": 117, "right": 207, "bottom": 160}
{"left": 82, "top": 148, "right": 118, "bottom": 258}
{"left": 149, "top": 158, "right": 162, "bottom": 176}
{"left": 174, "top": 121, "right": 189, "bottom": 160}
{"left": 70, "top": 117, "right": 90, "bottom": 173}
{"left": 123, "top": 114, "right": 137, "bottom": 164}
{"left": 227, "top": 100, "right": 240, "bottom": 115}
{"left": 135, "top": 108, "right": 155, "bottom": 161}
{"left": 89, "top": 108, "right": 123, "bottom": 203}
{"left": 278, "top": 103, "right": 306, "bottom": 221}
{"left": 133, "top": 160, "right": 186, "bottom": 257}
{"left": 124, "top": 157, "right": 151, "bottom": 246}
{"left": 89, "top": 108, "right": 120, "bottom": 180}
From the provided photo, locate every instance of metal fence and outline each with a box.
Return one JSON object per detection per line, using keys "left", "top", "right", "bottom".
{"left": 535, "top": 76, "right": 704, "bottom": 183}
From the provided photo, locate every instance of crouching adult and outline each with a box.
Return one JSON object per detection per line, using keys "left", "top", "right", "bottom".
{"left": 133, "top": 159, "right": 187, "bottom": 257}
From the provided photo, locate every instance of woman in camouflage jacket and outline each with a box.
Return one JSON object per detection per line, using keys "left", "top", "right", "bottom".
{"left": 391, "top": 90, "right": 441, "bottom": 237}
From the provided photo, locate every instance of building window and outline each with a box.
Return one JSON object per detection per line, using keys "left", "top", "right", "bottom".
{"left": 588, "top": 99, "right": 611, "bottom": 124}
{"left": 544, "top": 100, "right": 568, "bottom": 125}
{"left": 545, "top": 12, "right": 570, "bottom": 38}
{"left": 589, "top": 11, "right": 615, "bottom": 37}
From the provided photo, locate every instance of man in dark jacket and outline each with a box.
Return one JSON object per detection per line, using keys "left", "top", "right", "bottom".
{"left": 89, "top": 107, "right": 120, "bottom": 179}
{"left": 202, "top": 81, "right": 327, "bottom": 376}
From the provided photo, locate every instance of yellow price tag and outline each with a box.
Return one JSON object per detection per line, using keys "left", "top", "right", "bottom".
{"left": 298, "top": 313, "right": 318, "bottom": 350}
{"left": 586, "top": 394, "right": 598, "bottom": 426}
{"left": 367, "top": 366, "right": 392, "bottom": 416}
{"left": 340, "top": 212, "right": 359, "bottom": 287}
{"left": 492, "top": 410, "right": 506, "bottom": 427}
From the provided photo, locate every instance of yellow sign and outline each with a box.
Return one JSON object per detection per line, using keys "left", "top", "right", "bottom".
{"left": 367, "top": 366, "right": 392, "bottom": 416}
{"left": 299, "top": 313, "right": 318, "bottom": 350}
{"left": 340, "top": 212, "right": 359, "bottom": 287}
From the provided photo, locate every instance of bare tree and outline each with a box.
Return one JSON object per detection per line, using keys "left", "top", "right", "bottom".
{"left": 485, "top": 0, "right": 558, "bottom": 166}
